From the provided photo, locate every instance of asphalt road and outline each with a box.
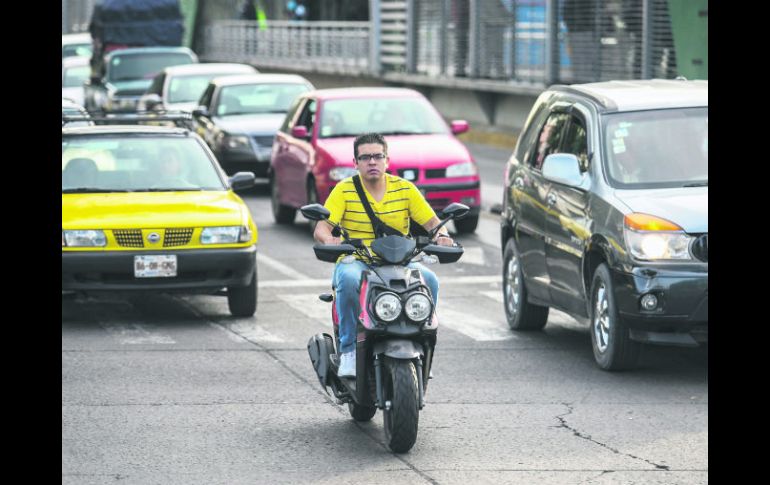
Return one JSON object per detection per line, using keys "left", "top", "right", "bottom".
{"left": 62, "top": 144, "right": 708, "bottom": 485}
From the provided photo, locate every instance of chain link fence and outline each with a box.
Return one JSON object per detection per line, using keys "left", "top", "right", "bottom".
{"left": 65, "top": 0, "right": 688, "bottom": 89}
{"left": 62, "top": 0, "right": 97, "bottom": 34}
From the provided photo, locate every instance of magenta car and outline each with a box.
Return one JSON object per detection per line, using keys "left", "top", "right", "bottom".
{"left": 269, "top": 87, "right": 481, "bottom": 233}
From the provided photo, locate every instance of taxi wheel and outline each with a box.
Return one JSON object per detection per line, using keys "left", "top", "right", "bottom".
{"left": 271, "top": 176, "right": 296, "bottom": 224}
{"left": 228, "top": 270, "right": 258, "bottom": 317}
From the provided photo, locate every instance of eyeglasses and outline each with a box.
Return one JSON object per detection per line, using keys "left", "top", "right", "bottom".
{"left": 356, "top": 153, "right": 387, "bottom": 162}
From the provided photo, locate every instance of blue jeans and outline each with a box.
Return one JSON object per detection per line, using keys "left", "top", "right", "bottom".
{"left": 333, "top": 260, "right": 439, "bottom": 354}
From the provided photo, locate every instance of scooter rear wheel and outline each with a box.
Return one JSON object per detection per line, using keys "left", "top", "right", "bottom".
{"left": 382, "top": 360, "right": 419, "bottom": 453}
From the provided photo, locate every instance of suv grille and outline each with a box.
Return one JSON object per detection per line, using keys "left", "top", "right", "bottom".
{"left": 252, "top": 135, "right": 274, "bottom": 147}
{"left": 113, "top": 229, "right": 143, "bottom": 248}
{"left": 164, "top": 228, "right": 194, "bottom": 247}
{"left": 690, "top": 234, "right": 708, "bottom": 262}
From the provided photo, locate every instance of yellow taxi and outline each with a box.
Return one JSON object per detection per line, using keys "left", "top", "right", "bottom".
{"left": 62, "top": 123, "right": 259, "bottom": 316}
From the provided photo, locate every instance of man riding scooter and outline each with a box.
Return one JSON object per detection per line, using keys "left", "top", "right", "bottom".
{"left": 313, "top": 133, "right": 456, "bottom": 378}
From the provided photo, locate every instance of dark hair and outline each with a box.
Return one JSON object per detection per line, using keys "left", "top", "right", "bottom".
{"left": 353, "top": 133, "right": 388, "bottom": 160}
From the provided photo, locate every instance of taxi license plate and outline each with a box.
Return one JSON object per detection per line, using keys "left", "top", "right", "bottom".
{"left": 134, "top": 255, "right": 177, "bottom": 278}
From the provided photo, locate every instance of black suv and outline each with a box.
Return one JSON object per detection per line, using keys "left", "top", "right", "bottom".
{"left": 500, "top": 80, "right": 707, "bottom": 371}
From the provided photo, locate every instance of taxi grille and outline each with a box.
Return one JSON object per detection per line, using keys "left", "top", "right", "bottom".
{"left": 113, "top": 229, "right": 144, "bottom": 248}
{"left": 164, "top": 228, "right": 194, "bottom": 247}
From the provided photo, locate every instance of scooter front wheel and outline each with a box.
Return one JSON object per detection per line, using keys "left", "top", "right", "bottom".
{"left": 382, "top": 360, "right": 419, "bottom": 453}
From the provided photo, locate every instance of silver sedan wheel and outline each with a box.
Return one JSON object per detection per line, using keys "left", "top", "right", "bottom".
{"left": 593, "top": 284, "right": 610, "bottom": 353}
{"left": 504, "top": 254, "right": 521, "bottom": 318}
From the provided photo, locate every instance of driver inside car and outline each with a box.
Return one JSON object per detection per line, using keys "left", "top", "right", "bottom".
{"left": 313, "top": 132, "right": 455, "bottom": 378}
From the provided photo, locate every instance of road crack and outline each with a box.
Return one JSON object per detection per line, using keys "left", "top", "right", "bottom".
{"left": 556, "top": 403, "right": 670, "bottom": 471}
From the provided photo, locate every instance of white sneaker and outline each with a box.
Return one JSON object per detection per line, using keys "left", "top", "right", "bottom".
{"left": 337, "top": 351, "right": 356, "bottom": 378}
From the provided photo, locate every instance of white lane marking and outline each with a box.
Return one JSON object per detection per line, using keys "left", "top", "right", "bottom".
{"left": 481, "top": 291, "right": 585, "bottom": 329}
{"left": 259, "top": 275, "right": 500, "bottom": 288}
{"left": 480, "top": 290, "right": 504, "bottom": 303}
{"left": 224, "top": 321, "right": 286, "bottom": 343}
{"left": 257, "top": 252, "right": 310, "bottom": 280}
{"left": 99, "top": 322, "right": 176, "bottom": 345}
{"left": 277, "top": 293, "right": 331, "bottom": 322}
{"left": 436, "top": 306, "right": 517, "bottom": 341}
{"left": 207, "top": 322, "right": 251, "bottom": 343}
{"left": 459, "top": 246, "right": 486, "bottom": 266}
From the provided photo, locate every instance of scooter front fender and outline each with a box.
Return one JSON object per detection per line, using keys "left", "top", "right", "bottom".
{"left": 372, "top": 339, "right": 424, "bottom": 359}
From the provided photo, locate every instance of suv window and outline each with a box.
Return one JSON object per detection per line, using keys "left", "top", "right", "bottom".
{"left": 560, "top": 116, "right": 589, "bottom": 172}
{"left": 530, "top": 112, "right": 571, "bottom": 170}
{"left": 199, "top": 84, "right": 215, "bottom": 109}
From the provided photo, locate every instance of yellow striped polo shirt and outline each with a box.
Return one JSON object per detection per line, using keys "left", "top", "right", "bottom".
{"left": 324, "top": 174, "right": 436, "bottom": 252}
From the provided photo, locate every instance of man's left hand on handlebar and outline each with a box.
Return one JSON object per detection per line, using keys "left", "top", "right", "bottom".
{"left": 433, "top": 233, "right": 455, "bottom": 246}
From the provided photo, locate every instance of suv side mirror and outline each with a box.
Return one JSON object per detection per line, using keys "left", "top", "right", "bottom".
{"left": 192, "top": 106, "right": 209, "bottom": 117}
{"left": 291, "top": 125, "right": 309, "bottom": 139}
{"left": 542, "top": 153, "right": 584, "bottom": 188}
{"left": 229, "top": 171, "right": 256, "bottom": 191}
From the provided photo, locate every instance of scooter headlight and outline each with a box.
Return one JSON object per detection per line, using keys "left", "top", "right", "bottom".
{"left": 405, "top": 293, "right": 432, "bottom": 321}
{"left": 374, "top": 292, "right": 402, "bottom": 322}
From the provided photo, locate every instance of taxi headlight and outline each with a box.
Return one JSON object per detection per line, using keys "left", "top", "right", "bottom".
{"left": 201, "top": 226, "right": 241, "bottom": 244}
{"left": 63, "top": 230, "right": 107, "bottom": 247}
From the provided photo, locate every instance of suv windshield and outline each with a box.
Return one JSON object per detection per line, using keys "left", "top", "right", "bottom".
{"left": 603, "top": 107, "right": 708, "bottom": 189}
{"left": 62, "top": 136, "right": 226, "bottom": 192}
{"left": 107, "top": 53, "right": 195, "bottom": 83}
{"left": 319, "top": 97, "right": 449, "bottom": 138}
{"left": 215, "top": 83, "right": 311, "bottom": 116}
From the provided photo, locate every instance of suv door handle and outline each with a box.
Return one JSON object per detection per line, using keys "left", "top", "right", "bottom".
{"left": 547, "top": 193, "right": 557, "bottom": 206}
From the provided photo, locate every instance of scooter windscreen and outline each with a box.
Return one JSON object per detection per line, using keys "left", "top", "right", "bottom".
{"left": 370, "top": 235, "right": 417, "bottom": 264}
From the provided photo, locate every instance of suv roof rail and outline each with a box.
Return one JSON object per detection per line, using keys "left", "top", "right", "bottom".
{"left": 62, "top": 111, "right": 194, "bottom": 129}
{"left": 548, "top": 84, "right": 619, "bottom": 112}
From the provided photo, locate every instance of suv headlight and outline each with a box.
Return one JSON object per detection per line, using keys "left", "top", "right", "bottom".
{"left": 623, "top": 213, "right": 693, "bottom": 261}
{"left": 63, "top": 230, "right": 107, "bottom": 247}
{"left": 329, "top": 167, "right": 357, "bottom": 181}
{"left": 374, "top": 292, "right": 402, "bottom": 322}
{"left": 223, "top": 135, "right": 250, "bottom": 150}
{"left": 405, "top": 293, "right": 432, "bottom": 321}
{"left": 446, "top": 161, "right": 477, "bottom": 177}
{"left": 201, "top": 226, "right": 241, "bottom": 244}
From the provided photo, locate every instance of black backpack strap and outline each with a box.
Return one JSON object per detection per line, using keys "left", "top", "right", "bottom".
{"left": 352, "top": 175, "right": 401, "bottom": 238}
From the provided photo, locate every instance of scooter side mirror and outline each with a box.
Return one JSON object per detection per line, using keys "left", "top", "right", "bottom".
{"left": 301, "top": 203, "right": 330, "bottom": 221}
{"left": 440, "top": 203, "right": 470, "bottom": 220}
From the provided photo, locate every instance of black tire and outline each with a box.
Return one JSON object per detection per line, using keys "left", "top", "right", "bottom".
{"left": 589, "top": 263, "right": 641, "bottom": 371}
{"left": 227, "top": 269, "right": 258, "bottom": 317}
{"left": 502, "top": 238, "right": 549, "bottom": 330}
{"left": 348, "top": 402, "right": 377, "bottom": 422}
{"left": 270, "top": 176, "right": 296, "bottom": 224}
{"left": 382, "top": 360, "right": 419, "bottom": 453}
{"left": 453, "top": 215, "right": 479, "bottom": 234}
{"left": 306, "top": 178, "right": 319, "bottom": 234}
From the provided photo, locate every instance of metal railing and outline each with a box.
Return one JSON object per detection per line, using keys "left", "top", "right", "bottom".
{"left": 204, "top": 20, "right": 372, "bottom": 75}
